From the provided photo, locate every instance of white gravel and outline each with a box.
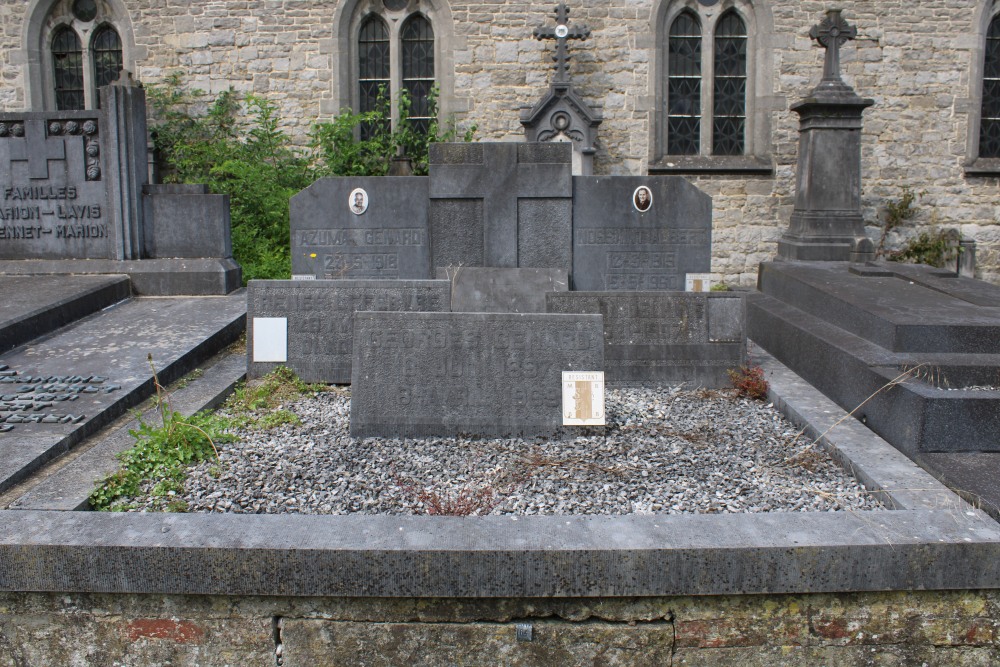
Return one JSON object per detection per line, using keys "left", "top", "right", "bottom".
{"left": 125, "top": 385, "right": 883, "bottom": 515}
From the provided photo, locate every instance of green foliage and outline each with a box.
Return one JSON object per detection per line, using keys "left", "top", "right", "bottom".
{"left": 889, "top": 230, "right": 957, "bottom": 269}
{"left": 89, "top": 357, "right": 233, "bottom": 511}
{"left": 875, "top": 187, "right": 924, "bottom": 258}
{"left": 709, "top": 282, "right": 731, "bottom": 292}
{"left": 148, "top": 75, "right": 476, "bottom": 282}
{"left": 222, "top": 366, "right": 325, "bottom": 430}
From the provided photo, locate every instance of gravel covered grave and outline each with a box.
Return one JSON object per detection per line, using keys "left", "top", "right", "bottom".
{"left": 126, "top": 385, "right": 882, "bottom": 515}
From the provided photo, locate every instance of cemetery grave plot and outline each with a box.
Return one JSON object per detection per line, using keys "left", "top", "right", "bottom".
{"left": 111, "top": 384, "right": 880, "bottom": 515}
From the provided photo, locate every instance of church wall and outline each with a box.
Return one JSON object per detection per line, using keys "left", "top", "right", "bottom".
{"left": 1, "top": 0, "right": 998, "bottom": 286}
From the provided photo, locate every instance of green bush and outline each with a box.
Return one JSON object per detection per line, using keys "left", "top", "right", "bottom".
{"left": 148, "top": 75, "right": 475, "bottom": 282}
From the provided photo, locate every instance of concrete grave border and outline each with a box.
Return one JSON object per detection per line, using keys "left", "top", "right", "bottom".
{"left": 1, "top": 348, "right": 998, "bottom": 598}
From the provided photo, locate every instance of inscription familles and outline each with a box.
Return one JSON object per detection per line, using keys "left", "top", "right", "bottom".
{"left": 1, "top": 185, "right": 105, "bottom": 239}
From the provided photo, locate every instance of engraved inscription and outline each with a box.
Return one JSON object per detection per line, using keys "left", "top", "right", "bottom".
{"left": 0, "top": 362, "right": 120, "bottom": 432}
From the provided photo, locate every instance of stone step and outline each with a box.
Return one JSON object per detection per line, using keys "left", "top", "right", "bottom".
{"left": 0, "top": 274, "right": 131, "bottom": 355}
{"left": 747, "top": 291, "right": 1000, "bottom": 454}
{"left": 757, "top": 261, "right": 1000, "bottom": 353}
{"left": 0, "top": 291, "right": 246, "bottom": 494}
{"left": 7, "top": 349, "right": 246, "bottom": 511}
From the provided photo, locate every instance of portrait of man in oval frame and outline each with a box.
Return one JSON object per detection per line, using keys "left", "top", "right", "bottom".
{"left": 633, "top": 186, "right": 652, "bottom": 212}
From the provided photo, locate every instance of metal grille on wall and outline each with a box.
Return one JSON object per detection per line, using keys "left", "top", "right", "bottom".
{"left": 667, "top": 12, "right": 701, "bottom": 155}
{"left": 92, "top": 25, "right": 123, "bottom": 108}
{"left": 713, "top": 11, "right": 747, "bottom": 156}
{"left": 52, "top": 27, "right": 84, "bottom": 111}
{"left": 981, "top": 16, "right": 1000, "bottom": 159}
{"left": 401, "top": 15, "right": 435, "bottom": 135}
{"left": 359, "top": 17, "right": 390, "bottom": 140}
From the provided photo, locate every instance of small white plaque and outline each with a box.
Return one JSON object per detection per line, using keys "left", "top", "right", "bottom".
{"left": 291, "top": 274, "right": 316, "bottom": 281}
{"left": 686, "top": 273, "right": 714, "bottom": 292}
{"left": 252, "top": 317, "right": 288, "bottom": 362}
{"left": 562, "top": 371, "right": 605, "bottom": 426}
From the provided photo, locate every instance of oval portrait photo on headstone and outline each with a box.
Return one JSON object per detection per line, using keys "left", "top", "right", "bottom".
{"left": 633, "top": 185, "right": 652, "bottom": 212}
{"left": 349, "top": 188, "right": 369, "bottom": 215}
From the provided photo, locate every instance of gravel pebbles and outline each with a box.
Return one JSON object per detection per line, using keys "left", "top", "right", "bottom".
{"left": 124, "top": 385, "right": 883, "bottom": 515}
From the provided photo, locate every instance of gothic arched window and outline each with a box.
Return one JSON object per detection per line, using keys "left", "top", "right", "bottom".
{"left": 980, "top": 14, "right": 1000, "bottom": 158}
{"left": 653, "top": 0, "right": 773, "bottom": 173}
{"left": 355, "top": 7, "right": 436, "bottom": 136}
{"left": 26, "top": 0, "right": 131, "bottom": 110}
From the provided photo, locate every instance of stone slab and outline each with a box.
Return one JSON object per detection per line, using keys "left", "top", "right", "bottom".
{"left": 0, "top": 292, "right": 246, "bottom": 494}
{"left": 290, "top": 177, "right": 430, "bottom": 279}
{"left": 0, "top": 258, "right": 241, "bottom": 296}
{"left": 428, "top": 143, "right": 572, "bottom": 271}
{"left": 142, "top": 186, "right": 232, "bottom": 259}
{"left": 916, "top": 452, "right": 1000, "bottom": 521}
{"left": 758, "top": 261, "right": 1000, "bottom": 354}
{"left": 546, "top": 292, "right": 744, "bottom": 387}
{"left": 747, "top": 291, "right": 1000, "bottom": 453}
{"left": 10, "top": 350, "right": 246, "bottom": 511}
{"left": 436, "top": 267, "right": 568, "bottom": 313}
{"left": 350, "top": 312, "right": 603, "bottom": 437}
{"left": 247, "top": 280, "right": 451, "bottom": 383}
{"left": 0, "top": 274, "right": 130, "bottom": 354}
{"left": 572, "top": 176, "right": 711, "bottom": 291}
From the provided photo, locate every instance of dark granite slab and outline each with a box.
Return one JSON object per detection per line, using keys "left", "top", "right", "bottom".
{"left": 436, "top": 267, "right": 568, "bottom": 313}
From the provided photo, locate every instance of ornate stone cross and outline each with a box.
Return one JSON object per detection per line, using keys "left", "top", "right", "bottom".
{"left": 809, "top": 9, "right": 857, "bottom": 86}
{"left": 534, "top": 3, "right": 590, "bottom": 85}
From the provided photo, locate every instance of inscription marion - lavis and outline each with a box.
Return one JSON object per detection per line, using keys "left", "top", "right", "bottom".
{"left": 2, "top": 187, "right": 105, "bottom": 240}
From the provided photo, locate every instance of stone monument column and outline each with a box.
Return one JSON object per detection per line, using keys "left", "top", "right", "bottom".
{"left": 777, "top": 10, "right": 874, "bottom": 262}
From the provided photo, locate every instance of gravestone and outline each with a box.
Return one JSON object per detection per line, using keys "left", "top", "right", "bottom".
{"left": 546, "top": 292, "right": 744, "bottom": 386}
{"left": 0, "top": 77, "right": 240, "bottom": 294}
{"left": 572, "top": 176, "right": 711, "bottom": 291}
{"left": 350, "top": 311, "right": 604, "bottom": 437}
{"left": 436, "top": 267, "right": 569, "bottom": 313}
{"left": 290, "top": 177, "right": 430, "bottom": 280}
{"left": 247, "top": 279, "right": 451, "bottom": 383}
{"left": 428, "top": 142, "right": 572, "bottom": 272}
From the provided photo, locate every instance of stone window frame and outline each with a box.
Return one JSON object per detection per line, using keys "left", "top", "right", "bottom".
{"left": 22, "top": 0, "right": 136, "bottom": 111}
{"left": 649, "top": 0, "right": 776, "bottom": 175}
{"left": 965, "top": 0, "right": 1000, "bottom": 176}
{"left": 330, "top": 0, "right": 458, "bottom": 130}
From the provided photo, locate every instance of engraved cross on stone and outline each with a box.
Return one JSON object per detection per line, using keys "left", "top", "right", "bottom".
{"left": 534, "top": 3, "right": 590, "bottom": 85}
{"left": 8, "top": 120, "right": 66, "bottom": 180}
{"left": 809, "top": 9, "right": 857, "bottom": 85}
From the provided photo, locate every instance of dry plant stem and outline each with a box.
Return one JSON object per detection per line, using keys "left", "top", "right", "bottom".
{"left": 801, "top": 364, "right": 925, "bottom": 450}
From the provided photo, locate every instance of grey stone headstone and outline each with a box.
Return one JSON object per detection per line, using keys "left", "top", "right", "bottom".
{"left": 572, "top": 176, "right": 711, "bottom": 291}
{"left": 428, "top": 142, "right": 572, "bottom": 272}
{"left": 436, "top": 267, "right": 569, "bottom": 313}
{"left": 0, "top": 114, "right": 110, "bottom": 260}
{"left": 350, "top": 311, "right": 604, "bottom": 437}
{"left": 142, "top": 184, "right": 232, "bottom": 259}
{"left": 546, "top": 292, "right": 744, "bottom": 387}
{"left": 290, "top": 177, "right": 430, "bottom": 280}
{"left": 247, "top": 279, "right": 451, "bottom": 383}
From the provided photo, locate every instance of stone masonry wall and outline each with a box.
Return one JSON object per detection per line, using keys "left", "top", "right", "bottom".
{"left": 1, "top": 590, "right": 998, "bottom": 665}
{"left": 1, "top": 1, "right": 998, "bottom": 286}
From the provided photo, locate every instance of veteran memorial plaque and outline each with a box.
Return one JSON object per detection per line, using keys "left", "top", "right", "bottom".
{"left": 350, "top": 312, "right": 604, "bottom": 437}
{"left": 290, "top": 177, "right": 430, "bottom": 280}
{"left": 247, "top": 279, "right": 451, "bottom": 383}
{"left": 572, "top": 176, "right": 711, "bottom": 291}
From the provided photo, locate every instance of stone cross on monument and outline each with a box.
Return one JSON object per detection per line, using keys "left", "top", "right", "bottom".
{"left": 808, "top": 9, "right": 861, "bottom": 99}
{"left": 776, "top": 10, "right": 874, "bottom": 262}
{"left": 533, "top": 3, "right": 590, "bottom": 86}
{"left": 522, "top": 3, "right": 602, "bottom": 175}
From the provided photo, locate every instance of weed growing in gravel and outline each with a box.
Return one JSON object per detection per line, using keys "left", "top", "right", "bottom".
{"left": 89, "top": 356, "right": 233, "bottom": 511}
{"left": 728, "top": 363, "right": 769, "bottom": 400}
{"left": 223, "top": 366, "right": 327, "bottom": 430}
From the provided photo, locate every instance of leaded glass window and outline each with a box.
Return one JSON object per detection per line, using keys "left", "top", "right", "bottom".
{"left": 358, "top": 17, "right": 390, "bottom": 139}
{"left": 667, "top": 12, "right": 701, "bottom": 155}
{"left": 91, "top": 25, "right": 123, "bottom": 107}
{"left": 981, "top": 16, "right": 1000, "bottom": 159}
{"left": 713, "top": 11, "right": 747, "bottom": 156}
{"left": 52, "top": 27, "right": 84, "bottom": 111}
{"left": 402, "top": 15, "right": 435, "bottom": 135}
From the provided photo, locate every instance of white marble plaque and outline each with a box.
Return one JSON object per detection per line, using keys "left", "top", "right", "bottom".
{"left": 252, "top": 317, "right": 288, "bottom": 362}
{"left": 686, "top": 273, "right": 714, "bottom": 292}
{"left": 562, "top": 371, "right": 605, "bottom": 426}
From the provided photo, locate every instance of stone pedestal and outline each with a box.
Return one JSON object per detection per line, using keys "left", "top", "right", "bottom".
{"left": 777, "top": 96, "right": 873, "bottom": 261}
